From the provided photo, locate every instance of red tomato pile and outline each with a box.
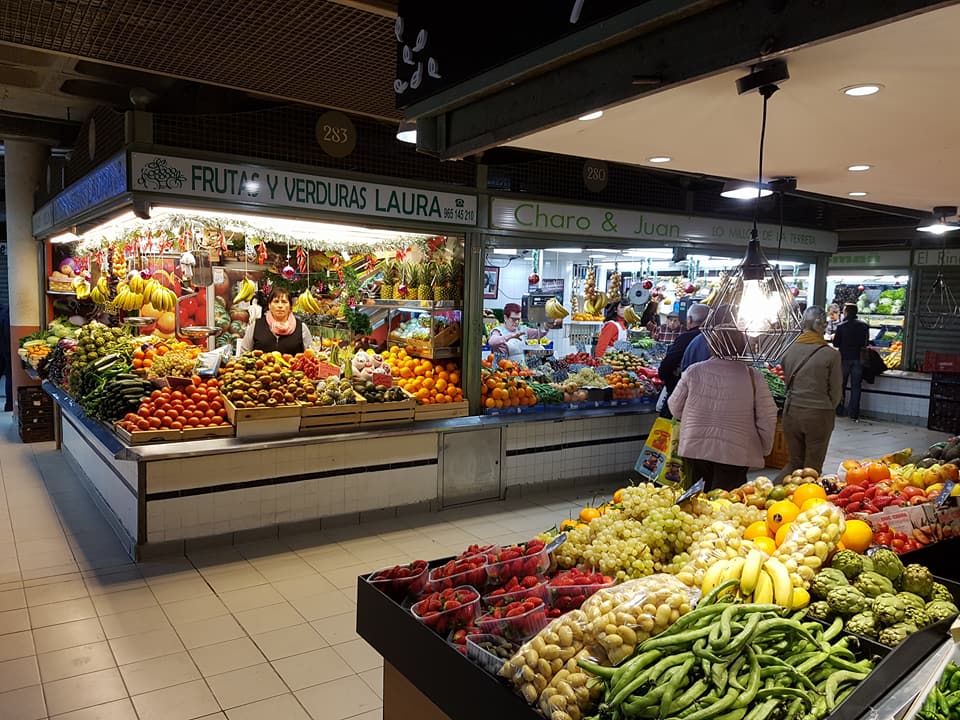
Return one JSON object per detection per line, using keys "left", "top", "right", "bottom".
{"left": 117, "top": 377, "right": 228, "bottom": 432}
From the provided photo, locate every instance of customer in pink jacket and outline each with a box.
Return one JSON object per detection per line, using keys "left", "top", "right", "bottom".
{"left": 668, "top": 325, "right": 778, "bottom": 491}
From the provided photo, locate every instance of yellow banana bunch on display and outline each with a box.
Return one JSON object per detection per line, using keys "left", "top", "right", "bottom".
{"left": 148, "top": 284, "right": 177, "bottom": 312}
{"left": 126, "top": 271, "right": 145, "bottom": 294}
{"left": 72, "top": 275, "right": 91, "bottom": 300}
{"left": 294, "top": 289, "right": 322, "bottom": 315}
{"left": 699, "top": 551, "right": 807, "bottom": 610}
{"left": 89, "top": 276, "right": 111, "bottom": 304}
{"left": 233, "top": 277, "right": 257, "bottom": 305}
{"left": 113, "top": 282, "right": 145, "bottom": 312}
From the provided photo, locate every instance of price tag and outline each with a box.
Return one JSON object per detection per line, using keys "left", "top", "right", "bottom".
{"left": 676, "top": 479, "right": 705, "bottom": 505}
{"left": 545, "top": 532, "right": 567, "bottom": 554}
{"left": 881, "top": 510, "right": 914, "bottom": 535}
{"left": 936, "top": 480, "right": 955, "bottom": 507}
{"left": 212, "top": 267, "right": 225, "bottom": 285}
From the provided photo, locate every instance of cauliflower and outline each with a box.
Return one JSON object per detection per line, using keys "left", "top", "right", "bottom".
{"left": 925, "top": 600, "right": 960, "bottom": 623}
{"left": 930, "top": 582, "right": 954, "bottom": 604}
{"left": 903, "top": 606, "right": 930, "bottom": 628}
{"left": 807, "top": 601, "right": 833, "bottom": 621}
{"left": 811, "top": 568, "right": 850, "bottom": 600}
{"left": 854, "top": 571, "right": 896, "bottom": 598}
{"left": 878, "top": 621, "right": 918, "bottom": 646}
{"left": 830, "top": 550, "right": 863, "bottom": 580}
{"left": 872, "top": 593, "right": 906, "bottom": 625}
{"left": 871, "top": 548, "right": 904, "bottom": 582}
{"left": 901, "top": 564, "right": 934, "bottom": 599}
{"left": 897, "top": 592, "right": 927, "bottom": 611}
{"left": 827, "top": 585, "right": 871, "bottom": 616}
{"left": 845, "top": 611, "right": 878, "bottom": 638}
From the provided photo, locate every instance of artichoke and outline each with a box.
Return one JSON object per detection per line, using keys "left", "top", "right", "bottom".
{"left": 903, "top": 606, "right": 930, "bottom": 628}
{"left": 901, "top": 564, "right": 934, "bottom": 599}
{"left": 871, "top": 548, "right": 904, "bottom": 582}
{"left": 878, "top": 621, "right": 918, "bottom": 646}
{"left": 845, "top": 611, "right": 878, "bottom": 638}
{"left": 854, "top": 571, "right": 896, "bottom": 598}
{"left": 827, "top": 585, "right": 871, "bottom": 616}
{"left": 811, "top": 568, "right": 850, "bottom": 600}
{"left": 925, "top": 600, "right": 960, "bottom": 623}
{"left": 872, "top": 593, "right": 906, "bottom": 625}
{"left": 898, "top": 592, "right": 927, "bottom": 611}
{"left": 930, "top": 582, "right": 954, "bottom": 604}
{"left": 860, "top": 557, "right": 875, "bottom": 574}
{"left": 807, "top": 601, "right": 833, "bottom": 621}
{"left": 830, "top": 550, "right": 863, "bottom": 580}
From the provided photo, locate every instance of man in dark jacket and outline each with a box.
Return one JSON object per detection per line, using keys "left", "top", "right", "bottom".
{"left": 832, "top": 303, "right": 870, "bottom": 421}
{"left": 657, "top": 303, "right": 709, "bottom": 418}
{"left": 0, "top": 304, "right": 11, "bottom": 412}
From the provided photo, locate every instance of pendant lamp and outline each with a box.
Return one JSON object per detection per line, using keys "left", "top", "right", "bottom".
{"left": 701, "top": 60, "right": 802, "bottom": 362}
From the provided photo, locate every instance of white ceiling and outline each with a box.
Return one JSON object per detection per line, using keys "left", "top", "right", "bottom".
{"left": 508, "top": 4, "right": 960, "bottom": 216}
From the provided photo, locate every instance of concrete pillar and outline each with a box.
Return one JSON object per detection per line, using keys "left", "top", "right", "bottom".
{"left": 3, "top": 139, "right": 47, "bottom": 411}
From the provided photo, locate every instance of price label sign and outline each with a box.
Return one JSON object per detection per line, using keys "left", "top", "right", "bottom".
{"left": 316, "top": 110, "right": 357, "bottom": 158}
{"left": 675, "top": 479, "right": 705, "bottom": 505}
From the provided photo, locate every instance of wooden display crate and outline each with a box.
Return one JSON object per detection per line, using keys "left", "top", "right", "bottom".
{"left": 114, "top": 425, "right": 182, "bottom": 445}
{"left": 414, "top": 400, "right": 469, "bottom": 421}
{"left": 223, "top": 397, "right": 301, "bottom": 424}
{"left": 360, "top": 394, "right": 416, "bottom": 426}
{"left": 390, "top": 324, "right": 461, "bottom": 354}
{"left": 300, "top": 399, "right": 364, "bottom": 430}
{"left": 180, "top": 424, "right": 236, "bottom": 440}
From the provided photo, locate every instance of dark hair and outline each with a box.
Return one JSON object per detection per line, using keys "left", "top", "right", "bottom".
{"left": 267, "top": 286, "right": 292, "bottom": 304}
{"left": 843, "top": 303, "right": 858, "bottom": 317}
{"left": 503, "top": 303, "right": 522, "bottom": 318}
{"left": 603, "top": 301, "right": 621, "bottom": 323}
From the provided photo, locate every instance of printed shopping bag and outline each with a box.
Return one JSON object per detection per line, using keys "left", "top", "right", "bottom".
{"left": 634, "top": 416, "right": 688, "bottom": 489}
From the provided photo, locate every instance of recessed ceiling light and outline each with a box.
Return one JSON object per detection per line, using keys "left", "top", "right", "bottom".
{"left": 842, "top": 84, "right": 883, "bottom": 97}
{"left": 848, "top": 191, "right": 868, "bottom": 197}
{"left": 847, "top": 164, "right": 872, "bottom": 172}
{"left": 578, "top": 111, "right": 603, "bottom": 121}
{"left": 720, "top": 183, "right": 773, "bottom": 200}
{"left": 647, "top": 156, "right": 672, "bottom": 163}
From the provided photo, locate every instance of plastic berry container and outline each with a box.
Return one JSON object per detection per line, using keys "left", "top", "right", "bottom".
{"left": 446, "top": 624, "right": 481, "bottom": 655}
{"left": 426, "top": 554, "right": 488, "bottom": 593}
{"left": 410, "top": 586, "right": 480, "bottom": 636}
{"left": 466, "top": 634, "right": 519, "bottom": 675}
{"left": 482, "top": 578, "right": 550, "bottom": 609}
{"left": 548, "top": 578, "right": 615, "bottom": 613}
{"left": 366, "top": 560, "right": 429, "bottom": 602}
{"left": 476, "top": 598, "right": 549, "bottom": 641}
{"left": 484, "top": 542, "right": 550, "bottom": 585}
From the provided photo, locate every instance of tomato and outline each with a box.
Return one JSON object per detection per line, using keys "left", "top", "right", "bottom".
{"left": 136, "top": 418, "right": 150, "bottom": 431}
{"left": 160, "top": 416, "right": 173, "bottom": 428}
{"left": 210, "top": 401, "right": 222, "bottom": 412}
{"left": 150, "top": 390, "right": 162, "bottom": 400}
{"left": 204, "top": 409, "right": 216, "bottom": 419}
{"left": 170, "top": 421, "right": 183, "bottom": 430}
{"left": 196, "top": 400, "right": 210, "bottom": 412}
{"left": 138, "top": 407, "right": 151, "bottom": 418}
{"left": 148, "top": 417, "right": 162, "bottom": 429}
{"left": 188, "top": 417, "right": 200, "bottom": 427}
{"left": 171, "top": 390, "right": 184, "bottom": 401}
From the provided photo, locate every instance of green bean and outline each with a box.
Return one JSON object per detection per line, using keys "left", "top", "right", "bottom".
{"left": 700, "top": 579, "right": 740, "bottom": 606}
{"left": 661, "top": 604, "right": 728, "bottom": 637}
{"left": 666, "top": 679, "right": 710, "bottom": 715}
{"left": 825, "top": 670, "right": 869, "bottom": 711}
{"left": 732, "top": 648, "right": 761, "bottom": 709}
{"left": 742, "top": 697, "right": 780, "bottom": 720}
{"left": 822, "top": 616, "right": 844, "bottom": 642}
{"left": 824, "top": 655, "right": 873, "bottom": 674}
{"left": 660, "top": 657, "right": 696, "bottom": 716}
{"left": 609, "top": 652, "right": 692, "bottom": 708}
{"left": 608, "top": 649, "right": 662, "bottom": 690}
{"left": 754, "top": 618, "right": 819, "bottom": 646}
{"left": 577, "top": 658, "right": 615, "bottom": 680}
{"left": 709, "top": 605, "right": 739, "bottom": 650}
{"left": 666, "top": 687, "right": 738, "bottom": 720}
{"left": 784, "top": 696, "right": 805, "bottom": 720}
{"left": 693, "top": 638, "right": 726, "bottom": 664}
{"left": 724, "top": 613, "right": 761, "bottom": 657}
{"left": 796, "top": 651, "right": 829, "bottom": 675}
{"left": 641, "top": 625, "right": 713, "bottom": 652}
{"left": 712, "top": 708, "right": 748, "bottom": 720}
{"left": 755, "top": 686, "right": 813, "bottom": 709}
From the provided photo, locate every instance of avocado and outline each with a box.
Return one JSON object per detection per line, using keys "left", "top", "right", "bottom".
{"left": 919, "top": 457, "right": 938, "bottom": 469}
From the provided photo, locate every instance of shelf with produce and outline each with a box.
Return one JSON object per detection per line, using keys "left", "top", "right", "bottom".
{"left": 862, "top": 313, "right": 905, "bottom": 327}
{"left": 363, "top": 299, "right": 461, "bottom": 311}
{"left": 46, "top": 290, "right": 86, "bottom": 297}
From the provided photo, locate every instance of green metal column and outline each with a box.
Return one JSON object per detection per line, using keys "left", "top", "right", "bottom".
{"left": 463, "top": 166, "right": 490, "bottom": 415}
{"left": 812, "top": 255, "right": 829, "bottom": 308}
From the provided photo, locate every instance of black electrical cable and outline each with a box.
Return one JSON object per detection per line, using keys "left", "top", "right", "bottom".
{"left": 752, "top": 90, "right": 769, "bottom": 239}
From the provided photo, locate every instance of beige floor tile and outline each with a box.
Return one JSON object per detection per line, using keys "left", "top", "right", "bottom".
{"left": 91, "top": 587, "right": 158, "bottom": 616}
{"left": 32, "top": 617, "right": 105, "bottom": 654}
{"left": 148, "top": 577, "right": 214, "bottom": 605}
{"left": 82, "top": 569, "right": 146, "bottom": 597}
{"left": 0, "top": 683, "right": 47, "bottom": 720}
{"left": 38, "top": 641, "right": 116, "bottom": 682}
{"left": 99, "top": 606, "right": 170, "bottom": 639}
{"left": 28, "top": 597, "right": 96, "bottom": 628}
{"left": 225, "top": 693, "right": 311, "bottom": 720}
{"left": 350, "top": 709, "right": 383, "bottom": 720}
{"left": 358, "top": 668, "right": 383, "bottom": 699}
{"left": 119, "top": 651, "right": 201, "bottom": 695}
{"left": 321, "top": 563, "right": 376, "bottom": 589}
{"left": 189, "top": 637, "right": 265, "bottom": 677}
{"left": 108, "top": 626, "right": 184, "bottom": 666}
{"left": 0, "top": 587, "right": 27, "bottom": 611}
{"left": 270, "top": 647, "right": 354, "bottom": 691}
{"left": 24, "top": 578, "right": 88, "bottom": 606}
{"left": 218, "top": 584, "right": 284, "bottom": 613}
{"left": 201, "top": 569, "right": 268, "bottom": 595}
{"left": 287, "top": 590, "right": 355, "bottom": 621}
{"left": 48, "top": 697, "right": 138, "bottom": 720}
{"left": 43, "top": 667, "right": 128, "bottom": 716}
{"left": 131, "top": 679, "right": 221, "bottom": 720}
{"left": 162, "top": 595, "right": 229, "bottom": 627}
{"left": 0, "top": 629, "right": 35, "bottom": 661}
{"left": 21, "top": 562, "right": 81, "bottom": 581}
{"left": 270, "top": 574, "right": 338, "bottom": 600}
{"left": 250, "top": 623, "right": 327, "bottom": 661}
{"left": 206, "top": 663, "right": 288, "bottom": 710}
{"left": 251, "top": 557, "right": 316, "bottom": 582}
{"left": 0, "top": 654, "right": 41, "bottom": 692}
{"left": 175, "top": 613, "right": 246, "bottom": 650}
{"left": 0, "top": 608, "right": 31, "bottom": 634}
{"left": 233, "top": 602, "right": 304, "bottom": 636}
{"left": 331, "top": 638, "right": 382, "bottom": 673}
{"left": 295, "top": 675, "right": 381, "bottom": 720}
{"left": 309, "top": 612, "right": 359, "bottom": 645}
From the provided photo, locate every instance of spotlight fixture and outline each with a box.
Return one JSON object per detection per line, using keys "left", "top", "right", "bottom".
{"left": 847, "top": 164, "right": 872, "bottom": 172}
{"left": 647, "top": 156, "right": 672, "bottom": 163}
{"left": 841, "top": 84, "right": 882, "bottom": 96}
{"left": 396, "top": 120, "right": 417, "bottom": 144}
{"left": 917, "top": 206, "right": 960, "bottom": 235}
{"left": 578, "top": 111, "right": 603, "bottom": 121}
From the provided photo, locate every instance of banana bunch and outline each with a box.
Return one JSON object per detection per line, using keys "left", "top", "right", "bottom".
{"left": 113, "top": 282, "right": 145, "bottom": 312}
{"left": 583, "top": 291, "right": 608, "bottom": 315}
{"left": 772, "top": 502, "right": 845, "bottom": 590}
{"left": 233, "top": 277, "right": 257, "bottom": 305}
{"left": 700, "top": 550, "right": 809, "bottom": 610}
{"left": 125, "top": 270, "right": 146, "bottom": 295}
{"left": 544, "top": 297, "right": 569, "bottom": 319}
{"left": 73, "top": 275, "right": 91, "bottom": 300}
{"left": 89, "top": 276, "right": 111, "bottom": 304}
{"left": 883, "top": 350, "right": 901, "bottom": 369}
{"left": 145, "top": 281, "right": 177, "bottom": 312}
{"left": 294, "top": 288, "right": 322, "bottom": 314}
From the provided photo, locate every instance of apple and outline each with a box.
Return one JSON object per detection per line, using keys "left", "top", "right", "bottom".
{"left": 642, "top": 280, "right": 653, "bottom": 290}
{"left": 528, "top": 272, "right": 540, "bottom": 285}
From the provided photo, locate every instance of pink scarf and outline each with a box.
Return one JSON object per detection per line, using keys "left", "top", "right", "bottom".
{"left": 265, "top": 312, "right": 296, "bottom": 336}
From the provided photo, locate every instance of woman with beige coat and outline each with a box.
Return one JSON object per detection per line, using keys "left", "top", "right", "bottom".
{"left": 779, "top": 306, "right": 843, "bottom": 477}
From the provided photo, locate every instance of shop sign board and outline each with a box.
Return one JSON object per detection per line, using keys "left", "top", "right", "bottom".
{"left": 35, "top": 153, "right": 128, "bottom": 233}
{"left": 828, "top": 250, "right": 911, "bottom": 269}
{"left": 914, "top": 248, "right": 960, "bottom": 266}
{"left": 129, "top": 153, "right": 478, "bottom": 227}
{"left": 490, "top": 198, "right": 838, "bottom": 253}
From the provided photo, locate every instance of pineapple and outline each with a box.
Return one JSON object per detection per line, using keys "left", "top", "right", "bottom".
{"left": 405, "top": 263, "right": 420, "bottom": 300}
{"left": 418, "top": 262, "right": 433, "bottom": 302}
{"left": 380, "top": 260, "right": 398, "bottom": 300}
{"left": 432, "top": 261, "right": 449, "bottom": 301}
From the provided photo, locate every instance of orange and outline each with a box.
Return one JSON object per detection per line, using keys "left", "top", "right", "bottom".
{"left": 766, "top": 500, "right": 800, "bottom": 533}
{"left": 579, "top": 507, "right": 601, "bottom": 523}
{"left": 775, "top": 522, "right": 793, "bottom": 547}
{"left": 792, "top": 483, "right": 827, "bottom": 508}
{"left": 866, "top": 462, "right": 891, "bottom": 483}
{"left": 841, "top": 459, "right": 862, "bottom": 471}
{"left": 752, "top": 536, "right": 777, "bottom": 555}
{"left": 845, "top": 466, "right": 869, "bottom": 486}
{"left": 744, "top": 520, "right": 774, "bottom": 541}
{"left": 800, "top": 497, "right": 827, "bottom": 513}
{"left": 840, "top": 519, "right": 873, "bottom": 553}
{"left": 613, "top": 488, "right": 625, "bottom": 504}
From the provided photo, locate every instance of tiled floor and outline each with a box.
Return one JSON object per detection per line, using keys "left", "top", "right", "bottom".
{"left": 0, "top": 408, "right": 948, "bottom": 720}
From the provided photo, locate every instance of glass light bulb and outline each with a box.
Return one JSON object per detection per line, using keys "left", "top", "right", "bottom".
{"left": 737, "top": 279, "right": 781, "bottom": 333}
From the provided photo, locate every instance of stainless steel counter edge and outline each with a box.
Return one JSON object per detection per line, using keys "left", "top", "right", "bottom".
{"left": 42, "top": 380, "right": 655, "bottom": 462}
{"left": 882, "top": 370, "right": 933, "bottom": 381}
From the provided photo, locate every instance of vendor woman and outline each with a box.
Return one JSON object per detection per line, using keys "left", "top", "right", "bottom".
{"left": 595, "top": 298, "right": 631, "bottom": 357}
{"left": 239, "top": 287, "right": 313, "bottom": 355}
{"left": 488, "top": 303, "right": 546, "bottom": 366}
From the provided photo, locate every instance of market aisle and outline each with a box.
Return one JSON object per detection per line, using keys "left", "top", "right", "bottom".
{"left": 0, "top": 410, "right": 948, "bottom": 720}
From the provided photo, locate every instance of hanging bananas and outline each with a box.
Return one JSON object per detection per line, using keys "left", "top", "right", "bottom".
{"left": 89, "top": 276, "right": 111, "bottom": 304}
{"left": 148, "top": 284, "right": 177, "bottom": 312}
{"left": 293, "top": 288, "right": 322, "bottom": 315}
{"left": 232, "top": 277, "right": 257, "bottom": 305}
{"left": 72, "top": 275, "right": 91, "bottom": 300}
{"left": 113, "top": 282, "right": 144, "bottom": 312}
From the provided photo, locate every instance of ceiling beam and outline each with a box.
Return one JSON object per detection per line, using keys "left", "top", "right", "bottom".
{"left": 0, "top": 110, "right": 80, "bottom": 146}
{"left": 326, "top": 0, "right": 397, "bottom": 18}
{"left": 411, "top": 0, "right": 953, "bottom": 159}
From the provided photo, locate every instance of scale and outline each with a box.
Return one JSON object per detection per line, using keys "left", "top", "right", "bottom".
{"left": 522, "top": 293, "right": 556, "bottom": 353}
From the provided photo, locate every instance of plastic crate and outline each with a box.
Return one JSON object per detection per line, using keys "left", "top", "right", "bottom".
{"left": 18, "top": 421, "right": 54, "bottom": 443}
{"left": 923, "top": 352, "right": 960, "bottom": 373}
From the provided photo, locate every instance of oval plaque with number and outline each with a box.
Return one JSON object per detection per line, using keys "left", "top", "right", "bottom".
{"left": 316, "top": 111, "right": 357, "bottom": 158}
{"left": 583, "top": 159, "right": 608, "bottom": 193}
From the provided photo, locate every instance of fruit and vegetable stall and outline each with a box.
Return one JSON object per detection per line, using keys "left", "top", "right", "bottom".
{"left": 359, "top": 455, "right": 960, "bottom": 720}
